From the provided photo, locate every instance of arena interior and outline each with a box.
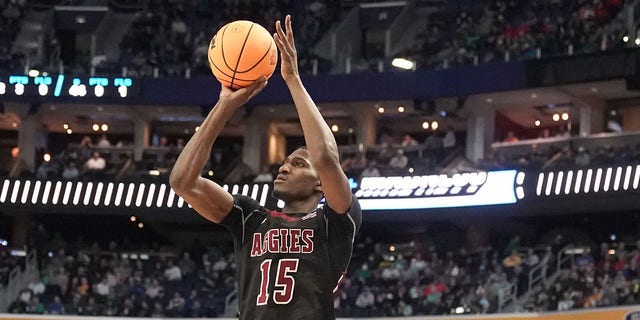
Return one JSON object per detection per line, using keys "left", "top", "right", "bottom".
{"left": 2, "top": 0, "right": 640, "bottom": 319}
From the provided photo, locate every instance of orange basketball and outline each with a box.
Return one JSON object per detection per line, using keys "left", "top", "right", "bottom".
{"left": 208, "top": 20, "right": 278, "bottom": 89}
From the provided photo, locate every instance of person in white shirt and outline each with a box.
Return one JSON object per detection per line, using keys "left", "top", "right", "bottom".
{"left": 388, "top": 149, "right": 408, "bottom": 173}
{"left": 85, "top": 151, "right": 106, "bottom": 171}
{"left": 96, "top": 134, "right": 111, "bottom": 148}
{"left": 443, "top": 127, "right": 456, "bottom": 149}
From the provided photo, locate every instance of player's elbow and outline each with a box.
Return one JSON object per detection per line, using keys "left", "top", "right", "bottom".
{"left": 169, "top": 169, "right": 191, "bottom": 194}
{"left": 314, "top": 144, "right": 340, "bottom": 166}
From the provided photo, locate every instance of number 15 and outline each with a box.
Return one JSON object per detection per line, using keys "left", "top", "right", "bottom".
{"left": 256, "top": 259, "right": 299, "bottom": 305}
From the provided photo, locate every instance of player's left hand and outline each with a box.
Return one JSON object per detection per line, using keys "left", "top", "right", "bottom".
{"left": 274, "top": 15, "right": 299, "bottom": 83}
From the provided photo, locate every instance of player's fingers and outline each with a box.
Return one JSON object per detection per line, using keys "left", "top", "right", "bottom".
{"left": 273, "top": 33, "right": 293, "bottom": 61}
{"left": 276, "top": 19, "right": 295, "bottom": 54}
{"left": 285, "top": 15, "right": 294, "bottom": 41}
{"left": 248, "top": 80, "right": 267, "bottom": 99}
{"left": 275, "top": 20, "right": 286, "bottom": 44}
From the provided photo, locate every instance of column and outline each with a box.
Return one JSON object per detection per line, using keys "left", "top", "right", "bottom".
{"left": 354, "top": 107, "right": 377, "bottom": 147}
{"left": 267, "top": 123, "right": 286, "bottom": 165}
{"left": 18, "top": 118, "right": 38, "bottom": 171}
{"left": 11, "top": 214, "right": 33, "bottom": 248}
{"left": 242, "top": 116, "right": 270, "bottom": 173}
{"left": 133, "top": 118, "right": 149, "bottom": 161}
{"left": 466, "top": 105, "right": 495, "bottom": 163}
{"left": 575, "top": 96, "right": 605, "bottom": 135}
{"left": 579, "top": 103, "right": 591, "bottom": 136}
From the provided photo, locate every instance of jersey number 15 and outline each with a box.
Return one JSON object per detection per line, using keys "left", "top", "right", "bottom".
{"left": 256, "top": 258, "right": 299, "bottom": 305}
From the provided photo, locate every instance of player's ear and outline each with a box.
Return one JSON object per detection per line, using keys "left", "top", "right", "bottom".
{"left": 314, "top": 180, "right": 323, "bottom": 193}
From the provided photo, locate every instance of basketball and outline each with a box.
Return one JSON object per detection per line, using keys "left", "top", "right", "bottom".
{"left": 208, "top": 20, "right": 278, "bottom": 89}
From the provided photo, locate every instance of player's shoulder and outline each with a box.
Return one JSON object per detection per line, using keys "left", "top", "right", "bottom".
{"left": 232, "top": 194, "right": 264, "bottom": 212}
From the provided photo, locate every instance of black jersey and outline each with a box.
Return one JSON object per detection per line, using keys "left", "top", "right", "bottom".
{"left": 220, "top": 194, "right": 362, "bottom": 320}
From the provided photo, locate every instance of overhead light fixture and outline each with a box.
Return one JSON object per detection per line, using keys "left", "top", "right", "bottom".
{"left": 561, "top": 113, "right": 569, "bottom": 121}
{"left": 534, "top": 119, "right": 541, "bottom": 127}
{"left": 391, "top": 58, "right": 414, "bottom": 70}
{"left": 377, "top": 107, "right": 385, "bottom": 113}
{"left": 552, "top": 113, "right": 560, "bottom": 121}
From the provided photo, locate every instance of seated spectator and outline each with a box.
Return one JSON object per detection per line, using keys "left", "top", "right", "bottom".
{"left": 62, "top": 162, "right": 79, "bottom": 180}
{"left": 503, "top": 131, "right": 519, "bottom": 143}
{"left": 96, "top": 134, "right": 111, "bottom": 148}
{"left": 503, "top": 250, "right": 522, "bottom": 269}
{"left": 401, "top": 133, "right": 419, "bottom": 147}
{"left": 575, "top": 146, "right": 591, "bottom": 166}
{"left": 442, "top": 127, "right": 456, "bottom": 150}
{"left": 26, "top": 295, "right": 45, "bottom": 314}
{"left": 27, "top": 276, "right": 45, "bottom": 296}
{"left": 343, "top": 151, "right": 368, "bottom": 178}
{"left": 377, "top": 143, "right": 394, "bottom": 164}
{"left": 46, "top": 295, "right": 65, "bottom": 314}
{"left": 388, "top": 149, "right": 408, "bottom": 173}
{"left": 84, "top": 151, "right": 107, "bottom": 179}
{"left": 360, "top": 161, "right": 381, "bottom": 179}
{"left": 166, "top": 292, "right": 186, "bottom": 317}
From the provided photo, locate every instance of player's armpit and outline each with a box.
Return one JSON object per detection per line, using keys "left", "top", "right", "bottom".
{"left": 175, "top": 176, "right": 234, "bottom": 223}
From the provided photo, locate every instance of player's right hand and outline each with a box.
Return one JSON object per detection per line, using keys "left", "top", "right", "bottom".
{"left": 219, "top": 77, "right": 267, "bottom": 109}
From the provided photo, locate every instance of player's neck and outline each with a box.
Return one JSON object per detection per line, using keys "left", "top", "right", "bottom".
{"left": 282, "top": 197, "right": 321, "bottom": 214}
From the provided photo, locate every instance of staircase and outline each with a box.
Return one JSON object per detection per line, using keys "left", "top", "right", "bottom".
{"left": 0, "top": 250, "right": 39, "bottom": 312}
{"left": 499, "top": 245, "right": 575, "bottom": 312}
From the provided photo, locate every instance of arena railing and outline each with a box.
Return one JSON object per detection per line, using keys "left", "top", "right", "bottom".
{"left": 0, "top": 250, "right": 37, "bottom": 313}
{"left": 4, "top": 305, "right": 640, "bottom": 319}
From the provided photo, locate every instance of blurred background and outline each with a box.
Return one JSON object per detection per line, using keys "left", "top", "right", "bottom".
{"left": 2, "top": 0, "right": 640, "bottom": 318}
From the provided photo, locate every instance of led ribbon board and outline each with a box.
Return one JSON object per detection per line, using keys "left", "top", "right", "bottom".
{"left": 0, "top": 74, "right": 135, "bottom": 98}
{"left": 355, "top": 170, "right": 521, "bottom": 210}
{"left": 534, "top": 165, "right": 640, "bottom": 196}
{"left": 0, "top": 180, "right": 272, "bottom": 209}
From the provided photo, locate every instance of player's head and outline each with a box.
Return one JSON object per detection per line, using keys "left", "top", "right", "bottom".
{"left": 272, "top": 147, "right": 323, "bottom": 203}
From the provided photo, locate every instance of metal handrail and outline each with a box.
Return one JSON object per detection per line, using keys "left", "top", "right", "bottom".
{"left": 497, "top": 281, "right": 517, "bottom": 312}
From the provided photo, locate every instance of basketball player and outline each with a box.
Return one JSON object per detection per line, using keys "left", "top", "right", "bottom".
{"left": 170, "top": 15, "right": 361, "bottom": 320}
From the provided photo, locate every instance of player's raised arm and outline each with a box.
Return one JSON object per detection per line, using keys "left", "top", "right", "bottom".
{"left": 170, "top": 80, "right": 267, "bottom": 223}
{"left": 274, "top": 15, "right": 352, "bottom": 214}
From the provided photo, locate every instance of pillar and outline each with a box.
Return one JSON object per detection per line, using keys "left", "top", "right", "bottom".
{"left": 354, "top": 107, "right": 377, "bottom": 147}
{"left": 466, "top": 105, "right": 495, "bottom": 163}
{"left": 575, "top": 96, "right": 605, "bottom": 134}
{"left": 242, "top": 116, "right": 270, "bottom": 173}
{"left": 18, "top": 118, "right": 38, "bottom": 171}
{"left": 267, "top": 123, "right": 286, "bottom": 165}
{"left": 11, "top": 213, "right": 33, "bottom": 248}
{"left": 133, "top": 118, "right": 149, "bottom": 161}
